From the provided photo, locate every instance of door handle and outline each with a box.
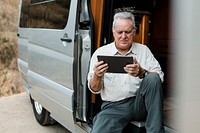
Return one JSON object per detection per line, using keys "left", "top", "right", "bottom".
{"left": 60, "top": 37, "right": 72, "bottom": 43}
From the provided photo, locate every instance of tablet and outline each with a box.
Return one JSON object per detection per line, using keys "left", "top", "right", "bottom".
{"left": 97, "top": 55, "right": 133, "bottom": 73}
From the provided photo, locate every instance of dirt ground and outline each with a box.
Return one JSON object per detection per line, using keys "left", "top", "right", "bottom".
{"left": 0, "top": 92, "right": 71, "bottom": 133}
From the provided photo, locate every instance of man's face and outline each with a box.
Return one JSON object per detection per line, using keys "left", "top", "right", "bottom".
{"left": 112, "top": 18, "right": 135, "bottom": 53}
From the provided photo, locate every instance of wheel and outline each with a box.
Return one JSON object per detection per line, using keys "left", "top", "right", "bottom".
{"left": 31, "top": 98, "right": 51, "bottom": 126}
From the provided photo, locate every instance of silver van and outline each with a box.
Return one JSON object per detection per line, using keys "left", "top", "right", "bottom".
{"left": 17, "top": 0, "right": 174, "bottom": 132}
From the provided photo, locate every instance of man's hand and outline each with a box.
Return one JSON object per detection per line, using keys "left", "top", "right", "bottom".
{"left": 89, "top": 61, "right": 108, "bottom": 92}
{"left": 94, "top": 61, "right": 108, "bottom": 78}
{"left": 124, "top": 57, "right": 144, "bottom": 77}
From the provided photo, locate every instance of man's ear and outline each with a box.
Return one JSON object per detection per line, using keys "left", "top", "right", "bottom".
{"left": 112, "top": 27, "right": 115, "bottom": 33}
{"left": 133, "top": 28, "right": 136, "bottom": 36}
{"left": 112, "top": 28, "right": 116, "bottom": 37}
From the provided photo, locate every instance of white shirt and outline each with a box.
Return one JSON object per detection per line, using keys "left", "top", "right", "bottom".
{"left": 87, "top": 42, "right": 164, "bottom": 102}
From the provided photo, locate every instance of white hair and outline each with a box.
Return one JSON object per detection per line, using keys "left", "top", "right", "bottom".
{"left": 112, "top": 12, "right": 136, "bottom": 28}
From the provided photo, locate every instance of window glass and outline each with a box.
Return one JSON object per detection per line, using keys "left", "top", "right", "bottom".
{"left": 19, "top": 0, "right": 31, "bottom": 28}
{"left": 19, "top": 0, "right": 71, "bottom": 29}
{"left": 31, "top": 0, "right": 45, "bottom": 4}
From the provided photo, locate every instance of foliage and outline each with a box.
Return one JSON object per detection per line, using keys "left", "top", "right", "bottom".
{"left": 0, "top": 0, "right": 23, "bottom": 97}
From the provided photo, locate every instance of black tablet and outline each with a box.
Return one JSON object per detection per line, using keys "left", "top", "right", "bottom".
{"left": 97, "top": 55, "right": 133, "bottom": 73}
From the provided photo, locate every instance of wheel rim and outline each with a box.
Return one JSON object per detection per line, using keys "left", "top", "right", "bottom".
{"left": 34, "top": 101, "right": 43, "bottom": 115}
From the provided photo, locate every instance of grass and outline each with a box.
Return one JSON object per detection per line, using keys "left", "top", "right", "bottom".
{"left": 0, "top": 0, "right": 23, "bottom": 97}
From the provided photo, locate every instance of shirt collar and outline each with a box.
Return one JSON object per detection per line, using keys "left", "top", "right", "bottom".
{"left": 111, "top": 42, "right": 137, "bottom": 55}
{"left": 130, "top": 42, "right": 137, "bottom": 55}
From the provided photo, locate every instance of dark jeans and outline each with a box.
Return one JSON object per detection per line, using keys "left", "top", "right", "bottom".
{"left": 91, "top": 74, "right": 165, "bottom": 133}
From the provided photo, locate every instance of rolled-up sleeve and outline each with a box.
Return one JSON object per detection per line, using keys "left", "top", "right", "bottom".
{"left": 87, "top": 51, "right": 103, "bottom": 94}
{"left": 87, "top": 71, "right": 102, "bottom": 94}
{"left": 143, "top": 46, "right": 164, "bottom": 82}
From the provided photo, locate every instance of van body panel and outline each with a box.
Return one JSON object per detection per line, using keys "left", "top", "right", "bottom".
{"left": 18, "top": 0, "right": 80, "bottom": 132}
{"left": 17, "top": 37, "right": 28, "bottom": 84}
{"left": 27, "top": 40, "right": 74, "bottom": 88}
{"left": 28, "top": 71, "right": 74, "bottom": 109}
{"left": 27, "top": 0, "right": 79, "bottom": 131}
{"left": 75, "top": 30, "right": 91, "bottom": 122}
{"left": 28, "top": 71, "right": 75, "bottom": 132}
{"left": 18, "top": 37, "right": 28, "bottom": 61}
{"left": 18, "top": 28, "right": 29, "bottom": 92}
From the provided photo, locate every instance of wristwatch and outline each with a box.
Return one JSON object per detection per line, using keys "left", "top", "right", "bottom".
{"left": 139, "top": 69, "right": 148, "bottom": 79}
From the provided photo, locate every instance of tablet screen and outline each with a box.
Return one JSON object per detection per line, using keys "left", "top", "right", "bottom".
{"left": 97, "top": 55, "right": 133, "bottom": 73}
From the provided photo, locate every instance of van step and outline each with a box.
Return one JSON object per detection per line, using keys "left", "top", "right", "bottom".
{"left": 123, "top": 122, "right": 146, "bottom": 133}
{"left": 131, "top": 121, "right": 146, "bottom": 127}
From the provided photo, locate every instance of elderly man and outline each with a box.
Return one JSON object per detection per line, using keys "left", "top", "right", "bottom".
{"left": 87, "top": 12, "right": 165, "bottom": 133}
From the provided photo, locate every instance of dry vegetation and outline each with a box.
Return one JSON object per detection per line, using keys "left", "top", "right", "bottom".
{"left": 0, "top": 0, "right": 23, "bottom": 97}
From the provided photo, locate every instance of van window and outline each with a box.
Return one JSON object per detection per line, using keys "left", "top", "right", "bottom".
{"left": 19, "top": 0, "right": 31, "bottom": 28}
{"left": 19, "top": 0, "right": 71, "bottom": 29}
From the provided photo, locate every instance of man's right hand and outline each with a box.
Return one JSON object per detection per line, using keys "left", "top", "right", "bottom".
{"left": 89, "top": 61, "right": 108, "bottom": 92}
{"left": 94, "top": 61, "right": 108, "bottom": 78}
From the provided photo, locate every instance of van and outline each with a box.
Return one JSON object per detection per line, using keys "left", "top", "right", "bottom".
{"left": 17, "top": 0, "right": 174, "bottom": 132}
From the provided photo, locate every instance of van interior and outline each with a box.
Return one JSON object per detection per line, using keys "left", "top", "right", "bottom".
{"left": 84, "top": 0, "right": 176, "bottom": 131}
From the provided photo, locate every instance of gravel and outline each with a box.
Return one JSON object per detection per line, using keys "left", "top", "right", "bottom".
{"left": 0, "top": 92, "right": 71, "bottom": 133}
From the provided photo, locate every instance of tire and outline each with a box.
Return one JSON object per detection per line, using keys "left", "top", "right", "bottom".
{"left": 31, "top": 98, "right": 51, "bottom": 126}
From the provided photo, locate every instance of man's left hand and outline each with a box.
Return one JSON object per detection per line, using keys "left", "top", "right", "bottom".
{"left": 124, "top": 57, "right": 144, "bottom": 77}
